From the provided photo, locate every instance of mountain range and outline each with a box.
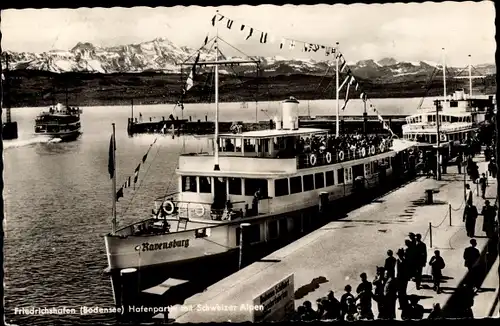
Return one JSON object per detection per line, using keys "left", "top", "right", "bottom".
{"left": 4, "top": 38, "right": 496, "bottom": 83}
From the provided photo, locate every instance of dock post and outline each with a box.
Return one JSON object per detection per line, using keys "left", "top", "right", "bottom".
{"left": 319, "top": 192, "right": 329, "bottom": 216}
{"left": 239, "top": 223, "right": 251, "bottom": 270}
{"left": 205, "top": 115, "right": 208, "bottom": 122}
{"left": 476, "top": 181, "right": 479, "bottom": 197}
{"left": 449, "top": 204, "right": 452, "bottom": 226}
{"left": 120, "top": 268, "right": 139, "bottom": 320}
{"left": 189, "top": 116, "right": 192, "bottom": 122}
{"left": 429, "top": 222, "right": 433, "bottom": 248}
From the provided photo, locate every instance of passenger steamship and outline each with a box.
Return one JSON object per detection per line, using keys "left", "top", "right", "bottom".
{"left": 34, "top": 102, "right": 82, "bottom": 141}
{"left": 104, "top": 38, "right": 417, "bottom": 273}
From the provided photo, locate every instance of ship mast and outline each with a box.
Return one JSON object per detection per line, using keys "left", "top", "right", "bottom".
{"left": 468, "top": 54, "right": 473, "bottom": 97}
{"left": 4, "top": 54, "right": 11, "bottom": 124}
{"left": 111, "top": 123, "right": 117, "bottom": 234}
{"left": 214, "top": 32, "right": 220, "bottom": 171}
{"left": 442, "top": 48, "right": 447, "bottom": 103}
{"left": 335, "top": 42, "right": 340, "bottom": 137}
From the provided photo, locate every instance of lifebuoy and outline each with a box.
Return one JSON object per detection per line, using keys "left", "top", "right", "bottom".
{"left": 379, "top": 144, "right": 385, "bottom": 152}
{"left": 309, "top": 154, "right": 317, "bottom": 166}
{"left": 325, "top": 152, "right": 332, "bottom": 164}
{"left": 338, "top": 151, "right": 345, "bottom": 161}
{"left": 370, "top": 145, "right": 376, "bottom": 155}
{"left": 163, "top": 200, "right": 175, "bottom": 214}
{"left": 194, "top": 204, "right": 205, "bottom": 217}
{"left": 440, "top": 134, "right": 447, "bottom": 142}
{"left": 361, "top": 147, "right": 367, "bottom": 157}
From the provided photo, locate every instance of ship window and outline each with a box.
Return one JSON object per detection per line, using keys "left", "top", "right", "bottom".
{"left": 199, "top": 176, "right": 211, "bottom": 193}
{"left": 275, "top": 178, "right": 289, "bottom": 197}
{"left": 228, "top": 177, "right": 242, "bottom": 195}
{"left": 235, "top": 224, "right": 261, "bottom": 246}
{"left": 314, "top": 172, "right": 325, "bottom": 189}
{"left": 290, "top": 176, "right": 302, "bottom": 194}
{"left": 325, "top": 171, "right": 334, "bottom": 186}
{"left": 182, "top": 176, "right": 197, "bottom": 192}
{"left": 450, "top": 101, "right": 458, "bottom": 108}
{"left": 303, "top": 174, "right": 314, "bottom": 192}
{"left": 365, "top": 163, "right": 371, "bottom": 175}
{"left": 337, "top": 169, "right": 345, "bottom": 184}
{"left": 244, "top": 178, "right": 268, "bottom": 197}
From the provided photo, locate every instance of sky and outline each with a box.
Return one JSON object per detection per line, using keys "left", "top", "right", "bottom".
{"left": 1, "top": 2, "right": 496, "bottom": 66}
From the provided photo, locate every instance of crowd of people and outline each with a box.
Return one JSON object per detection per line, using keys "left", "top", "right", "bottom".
{"left": 295, "top": 133, "right": 392, "bottom": 160}
{"left": 291, "top": 233, "right": 447, "bottom": 321}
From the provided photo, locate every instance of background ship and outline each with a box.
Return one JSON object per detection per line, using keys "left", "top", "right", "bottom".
{"left": 34, "top": 102, "right": 82, "bottom": 141}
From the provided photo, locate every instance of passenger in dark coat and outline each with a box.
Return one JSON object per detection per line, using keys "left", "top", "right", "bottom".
{"left": 396, "top": 248, "right": 409, "bottom": 309}
{"left": 372, "top": 267, "right": 386, "bottom": 319}
{"left": 481, "top": 200, "right": 496, "bottom": 238}
{"left": 427, "top": 303, "right": 442, "bottom": 319}
{"left": 323, "top": 291, "right": 341, "bottom": 320}
{"left": 463, "top": 239, "right": 481, "bottom": 290}
{"left": 463, "top": 204, "right": 479, "bottom": 237}
{"left": 414, "top": 234, "right": 427, "bottom": 290}
{"left": 340, "top": 285, "right": 355, "bottom": 319}
{"left": 384, "top": 250, "right": 397, "bottom": 278}
{"left": 456, "top": 154, "right": 463, "bottom": 174}
{"left": 404, "top": 238, "right": 417, "bottom": 281}
{"left": 355, "top": 272, "right": 374, "bottom": 320}
{"left": 401, "top": 295, "right": 424, "bottom": 320}
{"left": 488, "top": 159, "right": 497, "bottom": 178}
{"left": 383, "top": 270, "right": 398, "bottom": 320}
{"left": 300, "top": 301, "right": 317, "bottom": 321}
{"left": 479, "top": 173, "right": 488, "bottom": 199}
{"left": 429, "top": 250, "right": 445, "bottom": 293}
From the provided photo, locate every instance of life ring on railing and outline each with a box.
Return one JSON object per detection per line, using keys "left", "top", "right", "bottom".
{"left": 194, "top": 204, "right": 205, "bottom": 217}
{"left": 325, "top": 152, "right": 332, "bottom": 164}
{"left": 309, "top": 154, "right": 317, "bottom": 166}
{"left": 440, "top": 134, "right": 447, "bottom": 142}
{"left": 361, "top": 147, "right": 367, "bottom": 158}
{"left": 338, "top": 150, "right": 345, "bottom": 161}
{"left": 370, "top": 145, "right": 376, "bottom": 155}
{"left": 163, "top": 200, "right": 175, "bottom": 214}
{"left": 379, "top": 144, "right": 385, "bottom": 152}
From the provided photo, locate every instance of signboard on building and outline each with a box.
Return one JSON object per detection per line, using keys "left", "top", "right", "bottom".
{"left": 252, "top": 273, "right": 294, "bottom": 322}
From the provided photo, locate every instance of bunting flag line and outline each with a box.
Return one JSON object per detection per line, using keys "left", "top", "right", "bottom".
{"left": 108, "top": 134, "right": 115, "bottom": 179}
{"left": 184, "top": 52, "right": 200, "bottom": 93}
{"left": 142, "top": 152, "right": 148, "bottom": 163}
{"left": 116, "top": 187, "right": 124, "bottom": 202}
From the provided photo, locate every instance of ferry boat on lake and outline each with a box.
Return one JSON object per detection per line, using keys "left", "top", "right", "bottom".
{"left": 34, "top": 102, "right": 82, "bottom": 141}
{"left": 104, "top": 37, "right": 418, "bottom": 273}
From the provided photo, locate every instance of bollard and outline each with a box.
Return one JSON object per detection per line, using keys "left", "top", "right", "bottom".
{"left": 429, "top": 222, "right": 433, "bottom": 248}
{"left": 449, "top": 204, "right": 452, "bottom": 226}
{"left": 189, "top": 116, "right": 192, "bottom": 122}
{"left": 476, "top": 182, "right": 479, "bottom": 197}
{"left": 120, "top": 268, "right": 139, "bottom": 319}
{"left": 425, "top": 189, "right": 434, "bottom": 204}
{"left": 205, "top": 115, "right": 208, "bottom": 122}
{"left": 239, "top": 223, "right": 251, "bottom": 270}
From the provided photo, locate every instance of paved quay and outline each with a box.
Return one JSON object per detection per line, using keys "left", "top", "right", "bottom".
{"left": 166, "top": 159, "right": 498, "bottom": 323}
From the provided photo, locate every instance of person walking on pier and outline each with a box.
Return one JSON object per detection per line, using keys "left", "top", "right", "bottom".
{"left": 340, "top": 285, "right": 355, "bottom": 319}
{"left": 414, "top": 234, "right": 427, "bottom": 290}
{"left": 429, "top": 250, "right": 445, "bottom": 293}
{"left": 396, "top": 248, "right": 409, "bottom": 310}
{"left": 481, "top": 200, "right": 496, "bottom": 238}
{"left": 373, "top": 267, "right": 386, "bottom": 319}
{"left": 384, "top": 250, "right": 397, "bottom": 279}
{"left": 479, "top": 173, "right": 488, "bottom": 199}
{"left": 383, "top": 270, "right": 398, "bottom": 320}
{"left": 463, "top": 239, "right": 481, "bottom": 291}
{"left": 463, "top": 204, "right": 478, "bottom": 238}
{"left": 488, "top": 159, "right": 497, "bottom": 178}
{"left": 355, "top": 273, "right": 374, "bottom": 320}
{"left": 404, "top": 239, "right": 417, "bottom": 282}
{"left": 465, "top": 184, "right": 474, "bottom": 206}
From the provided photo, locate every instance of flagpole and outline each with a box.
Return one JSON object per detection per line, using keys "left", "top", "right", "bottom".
{"left": 335, "top": 42, "right": 340, "bottom": 138}
{"left": 468, "top": 54, "right": 472, "bottom": 97}
{"left": 111, "top": 123, "right": 117, "bottom": 234}
{"left": 442, "top": 48, "right": 447, "bottom": 103}
{"left": 214, "top": 10, "right": 220, "bottom": 171}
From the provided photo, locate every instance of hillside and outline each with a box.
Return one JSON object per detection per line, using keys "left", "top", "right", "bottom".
{"left": 4, "top": 69, "right": 497, "bottom": 107}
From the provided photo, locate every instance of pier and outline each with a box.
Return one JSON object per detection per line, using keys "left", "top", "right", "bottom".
{"left": 2, "top": 53, "right": 18, "bottom": 140}
{"left": 126, "top": 114, "right": 403, "bottom": 136}
{"left": 162, "top": 156, "right": 498, "bottom": 323}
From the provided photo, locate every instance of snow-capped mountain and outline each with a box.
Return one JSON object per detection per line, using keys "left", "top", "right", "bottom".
{"left": 3, "top": 38, "right": 496, "bottom": 82}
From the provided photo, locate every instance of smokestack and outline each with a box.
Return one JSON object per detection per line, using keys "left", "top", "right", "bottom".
{"left": 281, "top": 97, "right": 299, "bottom": 130}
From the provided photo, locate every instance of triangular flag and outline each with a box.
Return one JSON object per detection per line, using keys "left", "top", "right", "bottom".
{"left": 142, "top": 152, "right": 148, "bottom": 163}
{"left": 134, "top": 164, "right": 141, "bottom": 184}
{"left": 355, "top": 82, "right": 359, "bottom": 91}
{"left": 184, "top": 52, "right": 200, "bottom": 92}
{"left": 340, "top": 60, "right": 347, "bottom": 72}
{"left": 211, "top": 15, "right": 216, "bottom": 26}
{"left": 108, "top": 134, "right": 115, "bottom": 179}
{"left": 240, "top": 24, "right": 245, "bottom": 31}
{"left": 218, "top": 15, "right": 224, "bottom": 21}
{"left": 246, "top": 28, "right": 253, "bottom": 40}
{"left": 127, "top": 176, "right": 131, "bottom": 188}
{"left": 260, "top": 32, "right": 267, "bottom": 43}
{"left": 280, "top": 38, "right": 285, "bottom": 49}
{"left": 204, "top": 35, "right": 209, "bottom": 45}
{"left": 116, "top": 187, "right": 124, "bottom": 202}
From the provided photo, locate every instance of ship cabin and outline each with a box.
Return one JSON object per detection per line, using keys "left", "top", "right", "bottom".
{"left": 158, "top": 97, "right": 398, "bottom": 224}
{"left": 402, "top": 90, "right": 492, "bottom": 144}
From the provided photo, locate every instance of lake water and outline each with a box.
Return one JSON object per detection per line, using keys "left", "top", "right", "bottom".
{"left": 0, "top": 96, "right": 484, "bottom": 325}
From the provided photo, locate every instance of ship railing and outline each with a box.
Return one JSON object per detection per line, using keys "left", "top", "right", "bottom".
{"left": 296, "top": 143, "right": 391, "bottom": 169}
{"left": 152, "top": 198, "right": 256, "bottom": 221}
